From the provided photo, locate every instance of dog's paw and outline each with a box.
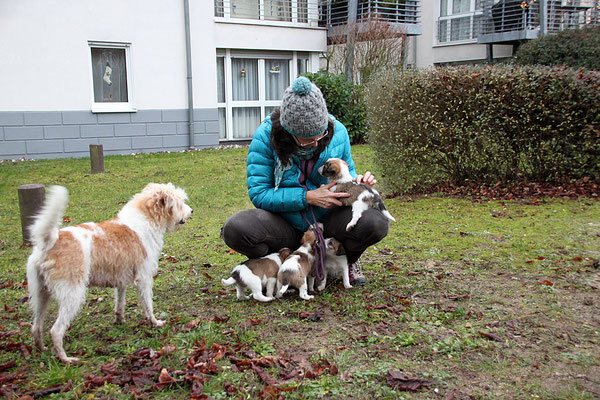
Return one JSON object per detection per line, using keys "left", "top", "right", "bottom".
{"left": 61, "top": 356, "right": 80, "bottom": 364}
{"left": 153, "top": 319, "right": 166, "bottom": 327}
{"left": 344, "top": 284, "right": 353, "bottom": 289}
{"left": 345, "top": 223, "right": 355, "bottom": 231}
{"left": 300, "top": 294, "right": 314, "bottom": 300}
{"left": 317, "top": 283, "right": 326, "bottom": 291}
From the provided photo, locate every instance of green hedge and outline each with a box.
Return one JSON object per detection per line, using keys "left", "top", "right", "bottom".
{"left": 366, "top": 65, "right": 600, "bottom": 194}
{"left": 514, "top": 26, "right": 600, "bottom": 70}
{"left": 303, "top": 71, "right": 367, "bottom": 144}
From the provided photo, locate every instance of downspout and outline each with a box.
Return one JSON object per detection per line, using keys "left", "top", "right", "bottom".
{"left": 184, "top": 0, "right": 194, "bottom": 148}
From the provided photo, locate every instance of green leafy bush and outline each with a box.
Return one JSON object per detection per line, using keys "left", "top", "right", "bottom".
{"left": 366, "top": 65, "right": 600, "bottom": 194}
{"left": 514, "top": 26, "right": 600, "bottom": 70}
{"left": 303, "top": 71, "right": 367, "bottom": 143}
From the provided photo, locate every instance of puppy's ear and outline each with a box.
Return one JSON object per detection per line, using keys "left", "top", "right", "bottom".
{"left": 279, "top": 247, "right": 292, "bottom": 260}
{"left": 334, "top": 240, "right": 346, "bottom": 255}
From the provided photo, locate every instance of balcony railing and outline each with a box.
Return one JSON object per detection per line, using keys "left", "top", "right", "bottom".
{"left": 319, "top": 0, "right": 421, "bottom": 34}
{"left": 477, "top": 0, "right": 600, "bottom": 43}
{"left": 214, "top": 0, "right": 319, "bottom": 25}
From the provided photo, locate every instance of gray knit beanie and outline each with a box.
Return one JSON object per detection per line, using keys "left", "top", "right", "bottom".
{"left": 280, "top": 77, "right": 329, "bottom": 137}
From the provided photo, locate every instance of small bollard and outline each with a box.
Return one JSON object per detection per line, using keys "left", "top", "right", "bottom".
{"left": 90, "top": 144, "right": 104, "bottom": 174}
{"left": 17, "top": 184, "right": 46, "bottom": 245}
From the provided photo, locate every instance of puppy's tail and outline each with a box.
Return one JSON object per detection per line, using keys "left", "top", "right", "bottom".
{"left": 375, "top": 199, "right": 396, "bottom": 222}
{"left": 278, "top": 283, "right": 289, "bottom": 295}
{"left": 29, "top": 185, "right": 69, "bottom": 250}
{"left": 221, "top": 277, "right": 236, "bottom": 286}
{"left": 382, "top": 209, "right": 396, "bottom": 222}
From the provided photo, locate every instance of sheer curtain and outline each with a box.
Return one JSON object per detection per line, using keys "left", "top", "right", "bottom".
{"left": 91, "top": 48, "right": 128, "bottom": 102}
{"left": 232, "top": 0, "right": 259, "bottom": 19}
{"left": 265, "top": 0, "right": 291, "bottom": 21}
{"left": 232, "top": 58, "right": 258, "bottom": 101}
{"left": 265, "top": 59, "right": 289, "bottom": 101}
{"left": 217, "top": 57, "right": 225, "bottom": 103}
{"left": 233, "top": 108, "right": 261, "bottom": 138}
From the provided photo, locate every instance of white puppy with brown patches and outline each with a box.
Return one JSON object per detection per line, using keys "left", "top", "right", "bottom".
{"left": 277, "top": 229, "right": 317, "bottom": 300}
{"left": 318, "top": 158, "right": 395, "bottom": 231}
{"left": 317, "top": 238, "right": 352, "bottom": 291}
{"left": 222, "top": 248, "right": 292, "bottom": 302}
{"left": 26, "top": 183, "right": 192, "bottom": 364}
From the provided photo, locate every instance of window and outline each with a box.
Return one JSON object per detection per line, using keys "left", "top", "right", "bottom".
{"left": 215, "top": 0, "right": 309, "bottom": 24}
{"left": 89, "top": 42, "right": 134, "bottom": 112}
{"left": 438, "top": 0, "right": 483, "bottom": 43}
{"left": 217, "top": 51, "right": 312, "bottom": 140}
{"left": 296, "top": 58, "right": 308, "bottom": 76}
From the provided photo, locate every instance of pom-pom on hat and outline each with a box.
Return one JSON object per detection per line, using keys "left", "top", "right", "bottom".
{"left": 280, "top": 77, "right": 329, "bottom": 138}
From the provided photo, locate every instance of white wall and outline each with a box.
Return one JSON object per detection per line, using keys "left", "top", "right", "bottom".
{"left": 213, "top": 23, "right": 327, "bottom": 52}
{"left": 0, "top": 0, "right": 189, "bottom": 111}
{"left": 0, "top": 0, "right": 326, "bottom": 112}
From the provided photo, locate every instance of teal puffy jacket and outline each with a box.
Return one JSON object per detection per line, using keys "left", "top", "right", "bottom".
{"left": 247, "top": 115, "right": 357, "bottom": 232}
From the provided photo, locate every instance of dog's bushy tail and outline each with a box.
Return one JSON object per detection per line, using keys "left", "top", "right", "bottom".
{"left": 29, "top": 186, "right": 69, "bottom": 250}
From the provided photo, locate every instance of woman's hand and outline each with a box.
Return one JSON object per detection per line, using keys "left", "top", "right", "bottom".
{"left": 355, "top": 171, "right": 377, "bottom": 186}
{"left": 306, "top": 182, "right": 350, "bottom": 208}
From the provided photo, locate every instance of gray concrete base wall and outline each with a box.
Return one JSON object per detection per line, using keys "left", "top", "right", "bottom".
{"left": 0, "top": 108, "right": 220, "bottom": 160}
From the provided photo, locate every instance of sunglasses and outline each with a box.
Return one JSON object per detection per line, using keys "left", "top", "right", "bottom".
{"left": 292, "top": 130, "right": 329, "bottom": 147}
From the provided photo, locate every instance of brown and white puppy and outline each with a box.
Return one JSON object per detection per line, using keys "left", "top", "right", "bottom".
{"left": 222, "top": 248, "right": 292, "bottom": 302}
{"left": 316, "top": 238, "right": 352, "bottom": 291}
{"left": 26, "top": 183, "right": 192, "bottom": 364}
{"left": 277, "top": 229, "right": 317, "bottom": 300}
{"left": 318, "top": 158, "right": 395, "bottom": 231}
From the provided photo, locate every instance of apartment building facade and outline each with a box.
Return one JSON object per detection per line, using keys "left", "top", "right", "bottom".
{"left": 2, "top": 1, "right": 597, "bottom": 159}
{"left": 0, "top": 0, "right": 325, "bottom": 160}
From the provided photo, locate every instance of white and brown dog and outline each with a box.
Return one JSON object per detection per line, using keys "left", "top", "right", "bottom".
{"left": 222, "top": 248, "right": 292, "bottom": 302}
{"left": 315, "top": 238, "right": 352, "bottom": 291}
{"left": 318, "top": 158, "right": 395, "bottom": 231}
{"left": 26, "top": 183, "right": 192, "bottom": 363}
{"left": 277, "top": 229, "right": 317, "bottom": 301}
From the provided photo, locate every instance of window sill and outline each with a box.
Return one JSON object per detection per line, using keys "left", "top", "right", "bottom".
{"left": 92, "top": 104, "right": 137, "bottom": 113}
{"left": 434, "top": 39, "right": 479, "bottom": 47}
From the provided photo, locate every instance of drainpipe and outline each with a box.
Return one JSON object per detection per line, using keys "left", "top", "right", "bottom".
{"left": 539, "top": 0, "right": 548, "bottom": 36}
{"left": 345, "top": 0, "right": 358, "bottom": 82}
{"left": 184, "top": 0, "right": 194, "bottom": 148}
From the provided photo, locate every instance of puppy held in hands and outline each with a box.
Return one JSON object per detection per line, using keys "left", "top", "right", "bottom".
{"left": 318, "top": 158, "right": 395, "bottom": 231}
{"left": 277, "top": 229, "right": 317, "bottom": 300}
{"left": 222, "top": 248, "right": 292, "bottom": 302}
{"left": 26, "top": 183, "right": 193, "bottom": 363}
{"left": 316, "top": 238, "right": 352, "bottom": 291}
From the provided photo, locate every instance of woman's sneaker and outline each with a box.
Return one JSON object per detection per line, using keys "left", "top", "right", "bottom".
{"left": 349, "top": 261, "right": 366, "bottom": 285}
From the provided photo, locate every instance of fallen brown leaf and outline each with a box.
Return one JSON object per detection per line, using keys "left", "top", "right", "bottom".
{"left": 386, "top": 371, "right": 431, "bottom": 391}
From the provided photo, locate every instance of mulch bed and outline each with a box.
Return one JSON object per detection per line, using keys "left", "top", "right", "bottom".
{"left": 398, "top": 179, "right": 599, "bottom": 201}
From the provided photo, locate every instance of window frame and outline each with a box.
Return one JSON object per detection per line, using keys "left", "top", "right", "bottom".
{"left": 217, "top": 50, "right": 310, "bottom": 141}
{"left": 89, "top": 41, "right": 136, "bottom": 113}
{"left": 437, "top": 0, "right": 483, "bottom": 44}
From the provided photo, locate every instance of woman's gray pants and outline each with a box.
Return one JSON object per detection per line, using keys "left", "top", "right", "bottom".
{"left": 221, "top": 207, "right": 389, "bottom": 264}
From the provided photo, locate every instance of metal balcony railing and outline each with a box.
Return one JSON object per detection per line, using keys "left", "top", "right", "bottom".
{"left": 477, "top": 0, "right": 599, "bottom": 42}
{"left": 214, "top": 0, "right": 319, "bottom": 24}
{"left": 319, "top": 0, "right": 420, "bottom": 27}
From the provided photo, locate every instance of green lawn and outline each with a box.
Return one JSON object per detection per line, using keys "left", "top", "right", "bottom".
{"left": 0, "top": 146, "right": 598, "bottom": 399}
